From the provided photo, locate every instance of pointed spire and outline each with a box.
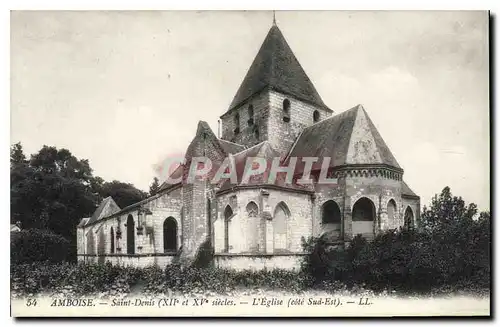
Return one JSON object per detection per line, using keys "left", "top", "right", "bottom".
{"left": 224, "top": 21, "right": 329, "bottom": 113}
{"left": 272, "top": 10, "right": 276, "bottom": 26}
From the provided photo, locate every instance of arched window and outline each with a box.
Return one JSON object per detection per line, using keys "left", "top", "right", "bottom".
{"left": 273, "top": 202, "right": 290, "bottom": 252}
{"left": 322, "top": 200, "right": 341, "bottom": 224}
{"left": 387, "top": 199, "right": 397, "bottom": 222}
{"left": 321, "top": 200, "right": 342, "bottom": 240}
{"left": 404, "top": 206, "right": 414, "bottom": 229}
{"left": 352, "top": 197, "right": 376, "bottom": 239}
{"left": 248, "top": 104, "right": 254, "bottom": 126}
{"left": 163, "top": 217, "right": 178, "bottom": 252}
{"left": 246, "top": 201, "right": 258, "bottom": 217}
{"left": 224, "top": 206, "right": 233, "bottom": 252}
{"left": 97, "top": 228, "right": 105, "bottom": 264}
{"left": 234, "top": 112, "right": 240, "bottom": 134}
{"left": 110, "top": 227, "right": 115, "bottom": 254}
{"left": 283, "top": 99, "right": 291, "bottom": 122}
{"left": 254, "top": 126, "right": 259, "bottom": 140}
{"left": 246, "top": 201, "right": 259, "bottom": 251}
{"left": 86, "top": 229, "right": 95, "bottom": 255}
{"left": 313, "top": 110, "right": 320, "bottom": 123}
{"left": 126, "top": 214, "right": 135, "bottom": 254}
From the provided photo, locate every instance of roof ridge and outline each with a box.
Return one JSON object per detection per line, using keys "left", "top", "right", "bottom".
{"left": 231, "top": 140, "right": 269, "bottom": 157}
{"left": 284, "top": 129, "right": 305, "bottom": 162}
{"left": 344, "top": 105, "right": 362, "bottom": 164}
{"left": 219, "top": 139, "right": 244, "bottom": 147}
{"left": 300, "top": 104, "right": 361, "bottom": 134}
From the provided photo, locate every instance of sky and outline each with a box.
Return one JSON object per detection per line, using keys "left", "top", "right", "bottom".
{"left": 10, "top": 11, "right": 490, "bottom": 211}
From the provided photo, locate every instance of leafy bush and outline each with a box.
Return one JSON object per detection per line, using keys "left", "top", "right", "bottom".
{"left": 302, "top": 187, "right": 490, "bottom": 294}
{"left": 11, "top": 229, "right": 70, "bottom": 264}
{"left": 142, "top": 264, "right": 309, "bottom": 295}
{"left": 11, "top": 262, "right": 143, "bottom": 297}
{"left": 11, "top": 262, "right": 310, "bottom": 297}
{"left": 302, "top": 223, "right": 490, "bottom": 294}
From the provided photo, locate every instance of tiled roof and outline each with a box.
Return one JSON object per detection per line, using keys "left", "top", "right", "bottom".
{"left": 287, "top": 104, "right": 401, "bottom": 171}
{"left": 225, "top": 25, "right": 330, "bottom": 114}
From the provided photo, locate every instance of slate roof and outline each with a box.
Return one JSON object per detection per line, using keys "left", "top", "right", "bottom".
{"left": 218, "top": 141, "right": 314, "bottom": 193}
{"left": 287, "top": 104, "right": 401, "bottom": 171}
{"left": 77, "top": 218, "right": 90, "bottom": 228}
{"left": 219, "top": 139, "right": 245, "bottom": 154}
{"left": 225, "top": 25, "right": 330, "bottom": 114}
{"left": 402, "top": 181, "right": 419, "bottom": 198}
{"left": 87, "top": 196, "right": 121, "bottom": 224}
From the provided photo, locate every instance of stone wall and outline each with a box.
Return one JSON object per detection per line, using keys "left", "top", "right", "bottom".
{"left": 220, "top": 89, "right": 332, "bottom": 154}
{"left": 78, "top": 186, "right": 183, "bottom": 263}
{"left": 76, "top": 226, "right": 85, "bottom": 255}
{"left": 214, "top": 254, "right": 306, "bottom": 271}
{"left": 78, "top": 254, "right": 175, "bottom": 269}
{"left": 267, "top": 90, "right": 332, "bottom": 154}
{"left": 313, "top": 174, "right": 414, "bottom": 240}
{"left": 182, "top": 122, "right": 227, "bottom": 260}
{"left": 214, "top": 187, "right": 313, "bottom": 255}
{"left": 402, "top": 196, "right": 420, "bottom": 228}
{"left": 220, "top": 90, "right": 269, "bottom": 147}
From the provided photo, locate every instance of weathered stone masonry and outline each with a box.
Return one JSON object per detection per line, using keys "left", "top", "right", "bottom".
{"left": 76, "top": 22, "right": 420, "bottom": 270}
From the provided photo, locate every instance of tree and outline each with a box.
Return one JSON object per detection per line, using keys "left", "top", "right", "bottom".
{"left": 98, "top": 180, "right": 147, "bottom": 209}
{"left": 11, "top": 144, "right": 150, "bottom": 261}
{"left": 420, "top": 186, "right": 477, "bottom": 231}
{"left": 10, "top": 142, "right": 27, "bottom": 166}
{"left": 419, "top": 187, "right": 490, "bottom": 288}
{"left": 10, "top": 145, "right": 98, "bottom": 241}
{"left": 30, "top": 146, "right": 93, "bottom": 182}
{"left": 149, "top": 177, "right": 160, "bottom": 196}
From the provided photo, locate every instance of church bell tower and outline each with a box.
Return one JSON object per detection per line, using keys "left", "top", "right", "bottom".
{"left": 219, "top": 18, "right": 333, "bottom": 154}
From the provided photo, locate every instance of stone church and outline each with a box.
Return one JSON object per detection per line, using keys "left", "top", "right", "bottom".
{"left": 77, "top": 21, "right": 420, "bottom": 270}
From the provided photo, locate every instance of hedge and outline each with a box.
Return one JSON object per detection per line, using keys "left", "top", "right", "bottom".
{"left": 11, "top": 262, "right": 311, "bottom": 297}
{"left": 301, "top": 221, "right": 490, "bottom": 294}
{"left": 11, "top": 228, "right": 70, "bottom": 264}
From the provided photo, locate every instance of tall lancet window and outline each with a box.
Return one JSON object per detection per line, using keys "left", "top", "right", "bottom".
{"left": 273, "top": 202, "right": 290, "bottom": 252}
{"left": 248, "top": 104, "right": 254, "bottom": 126}
{"left": 126, "top": 215, "right": 135, "bottom": 254}
{"left": 234, "top": 112, "right": 240, "bottom": 134}
{"left": 246, "top": 202, "right": 259, "bottom": 252}
{"left": 283, "top": 99, "right": 291, "bottom": 122}
{"left": 163, "top": 217, "right": 178, "bottom": 252}
{"left": 224, "top": 206, "right": 233, "bottom": 252}
{"left": 110, "top": 227, "right": 115, "bottom": 254}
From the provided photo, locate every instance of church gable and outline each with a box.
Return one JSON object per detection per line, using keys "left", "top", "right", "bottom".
{"left": 288, "top": 104, "right": 401, "bottom": 169}
{"left": 345, "top": 105, "right": 400, "bottom": 168}
{"left": 287, "top": 106, "right": 358, "bottom": 169}
{"left": 346, "top": 106, "right": 383, "bottom": 165}
{"left": 88, "top": 196, "right": 121, "bottom": 224}
{"left": 185, "top": 121, "right": 227, "bottom": 162}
